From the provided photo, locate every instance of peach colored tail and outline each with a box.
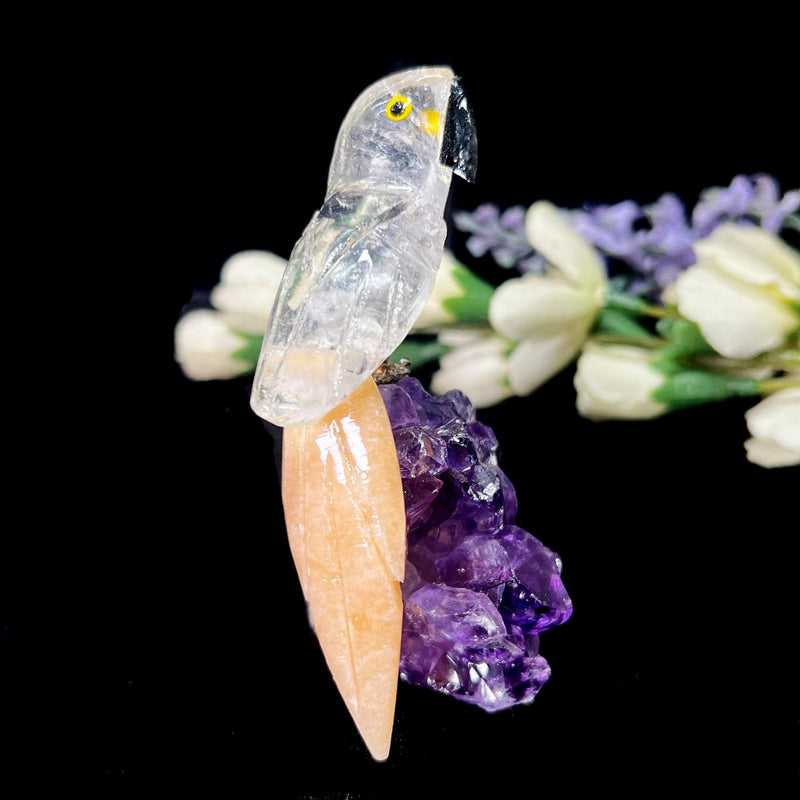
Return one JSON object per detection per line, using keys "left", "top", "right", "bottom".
{"left": 282, "top": 378, "right": 406, "bottom": 760}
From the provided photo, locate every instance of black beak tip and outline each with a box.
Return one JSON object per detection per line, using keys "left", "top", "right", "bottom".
{"left": 441, "top": 76, "right": 478, "bottom": 183}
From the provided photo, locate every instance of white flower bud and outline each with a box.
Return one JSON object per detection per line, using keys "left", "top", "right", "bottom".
{"left": 674, "top": 225, "right": 800, "bottom": 358}
{"left": 507, "top": 326, "right": 589, "bottom": 396}
{"left": 574, "top": 342, "right": 667, "bottom": 420}
{"left": 744, "top": 387, "right": 800, "bottom": 468}
{"left": 210, "top": 250, "right": 286, "bottom": 334}
{"left": 412, "top": 250, "right": 463, "bottom": 331}
{"left": 174, "top": 309, "right": 253, "bottom": 381}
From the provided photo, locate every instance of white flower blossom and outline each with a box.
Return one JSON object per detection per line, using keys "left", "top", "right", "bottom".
{"left": 436, "top": 327, "right": 491, "bottom": 348}
{"left": 574, "top": 341, "right": 667, "bottom": 420}
{"left": 431, "top": 332, "right": 514, "bottom": 408}
{"left": 507, "top": 326, "right": 589, "bottom": 397}
{"left": 744, "top": 387, "right": 800, "bottom": 468}
{"left": 488, "top": 201, "right": 607, "bottom": 395}
{"left": 674, "top": 224, "right": 800, "bottom": 358}
{"left": 175, "top": 309, "right": 255, "bottom": 381}
{"left": 210, "top": 250, "right": 286, "bottom": 335}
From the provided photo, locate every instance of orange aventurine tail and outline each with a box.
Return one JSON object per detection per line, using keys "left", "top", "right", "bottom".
{"left": 281, "top": 378, "right": 406, "bottom": 760}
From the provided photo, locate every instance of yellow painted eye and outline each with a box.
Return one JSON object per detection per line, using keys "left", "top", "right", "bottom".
{"left": 385, "top": 94, "right": 412, "bottom": 121}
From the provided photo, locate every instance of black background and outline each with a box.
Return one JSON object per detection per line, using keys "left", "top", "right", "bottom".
{"left": 3, "top": 26, "right": 798, "bottom": 799}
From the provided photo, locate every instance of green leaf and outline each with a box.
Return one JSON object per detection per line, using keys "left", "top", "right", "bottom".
{"left": 655, "top": 318, "right": 715, "bottom": 356}
{"left": 782, "top": 213, "right": 800, "bottom": 234}
{"left": 653, "top": 370, "right": 760, "bottom": 410}
{"left": 594, "top": 307, "right": 653, "bottom": 339}
{"left": 604, "top": 289, "right": 649, "bottom": 314}
{"left": 652, "top": 345, "right": 687, "bottom": 375}
{"left": 391, "top": 339, "right": 450, "bottom": 370}
{"left": 607, "top": 275, "right": 630, "bottom": 292}
{"left": 442, "top": 263, "right": 494, "bottom": 322}
{"left": 232, "top": 331, "right": 264, "bottom": 369}
{"left": 653, "top": 319, "right": 715, "bottom": 374}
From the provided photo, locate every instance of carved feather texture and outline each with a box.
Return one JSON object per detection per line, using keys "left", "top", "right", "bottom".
{"left": 281, "top": 379, "right": 406, "bottom": 760}
{"left": 251, "top": 67, "right": 456, "bottom": 427}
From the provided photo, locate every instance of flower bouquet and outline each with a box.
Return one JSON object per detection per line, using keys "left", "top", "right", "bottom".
{"left": 178, "top": 174, "right": 799, "bottom": 468}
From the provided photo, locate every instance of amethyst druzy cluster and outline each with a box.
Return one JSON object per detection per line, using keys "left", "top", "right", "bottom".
{"left": 379, "top": 377, "right": 572, "bottom": 711}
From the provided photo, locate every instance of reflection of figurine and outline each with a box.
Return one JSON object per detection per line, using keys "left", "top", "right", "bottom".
{"left": 250, "top": 67, "right": 476, "bottom": 760}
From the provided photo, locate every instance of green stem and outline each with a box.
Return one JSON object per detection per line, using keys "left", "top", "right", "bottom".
{"left": 697, "top": 356, "right": 797, "bottom": 372}
{"left": 783, "top": 213, "right": 800, "bottom": 234}
{"left": 641, "top": 303, "right": 677, "bottom": 319}
{"left": 391, "top": 339, "right": 450, "bottom": 369}
{"left": 653, "top": 371, "right": 760, "bottom": 409}
{"left": 605, "top": 289, "right": 679, "bottom": 320}
{"left": 759, "top": 377, "right": 800, "bottom": 395}
{"left": 592, "top": 333, "right": 665, "bottom": 349}
{"left": 695, "top": 345, "right": 800, "bottom": 374}
{"left": 594, "top": 307, "right": 653, "bottom": 339}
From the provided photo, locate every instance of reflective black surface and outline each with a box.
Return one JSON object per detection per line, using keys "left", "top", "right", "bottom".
{"left": 442, "top": 76, "right": 478, "bottom": 183}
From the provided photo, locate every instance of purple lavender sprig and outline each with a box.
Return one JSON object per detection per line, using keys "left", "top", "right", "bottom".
{"left": 571, "top": 193, "right": 696, "bottom": 295}
{"left": 693, "top": 174, "right": 800, "bottom": 236}
{"left": 574, "top": 174, "right": 798, "bottom": 295}
{"left": 457, "top": 175, "right": 798, "bottom": 297}
{"left": 453, "top": 204, "right": 545, "bottom": 273}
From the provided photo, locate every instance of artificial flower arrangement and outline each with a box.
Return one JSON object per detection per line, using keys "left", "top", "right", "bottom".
{"left": 174, "top": 62, "right": 798, "bottom": 762}
{"left": 177, "top": 174, "right": 799, "bottom": 468}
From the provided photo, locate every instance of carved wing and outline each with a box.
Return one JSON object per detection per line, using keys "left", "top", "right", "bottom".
{"left": 251, "top": 189, "right": 445, "bottom": 426}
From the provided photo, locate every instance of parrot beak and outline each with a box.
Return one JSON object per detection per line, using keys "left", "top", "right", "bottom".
{"left": 441, "top": 76, "right": 477, "bottom": 183}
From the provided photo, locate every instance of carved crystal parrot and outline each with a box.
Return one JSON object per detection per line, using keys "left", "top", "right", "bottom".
{"left": 251, "top": 66, "right": 476, "bottom": 426}
{"left": 250, "top": 66, "right": 476, "bottom": 759}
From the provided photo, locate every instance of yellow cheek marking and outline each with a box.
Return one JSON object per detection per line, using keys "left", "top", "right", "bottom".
{"left": 422, "top": 109, "right": 440, "bottom": 135}
{"left": 385, "top": 94, "right": 412, "bottom": 121}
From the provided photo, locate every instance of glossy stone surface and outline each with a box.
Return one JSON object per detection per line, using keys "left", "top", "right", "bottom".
{"left": 251, "top": 68, "right": 459, "bottom": 427}
{"left": 381, "top": 377, "right": 572, "bottom": 711}
{"left": 282, "top": 379, "right": 406, "bottom": 760}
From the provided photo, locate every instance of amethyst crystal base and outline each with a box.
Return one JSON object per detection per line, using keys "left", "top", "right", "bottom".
{"left": 380, "top": 378, "right": 572, "bottom": 711}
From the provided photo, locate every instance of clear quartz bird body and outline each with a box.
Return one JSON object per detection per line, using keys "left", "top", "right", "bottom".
{"left": 250, "top": 67, "right": 457, "bottom": 426}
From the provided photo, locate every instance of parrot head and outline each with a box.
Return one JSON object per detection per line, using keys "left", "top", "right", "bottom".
{"left": 327, "top": 66, "right": 477, "bottom": 195}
